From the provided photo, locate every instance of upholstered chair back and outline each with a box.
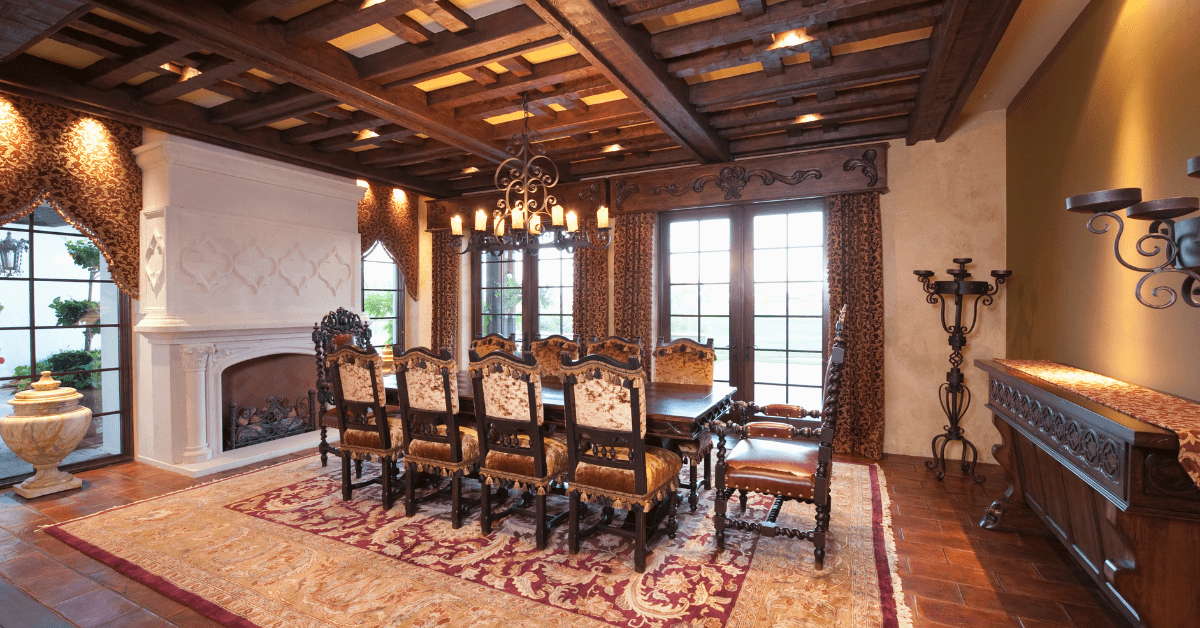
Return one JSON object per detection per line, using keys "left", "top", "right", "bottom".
{"left": 472, "top": 352, "right": 543, "bottom": 424}
{"left": 470, "top": 333, "right": 517, "bottom": 356}
{"left": 326, "top": 345, "right": 391, "bottom": 448}
{"left": 653, "top": 337, "right": 716, "bottom": 385}
{"left": 312, "top": 308, "right": 374, "bottom": 411}
{"left": 528, "top": 335, "right": 580, "bottom": 379}
{"left": 583, "top": 336, "right": 642, "bottom": 363}
{"left": 560, "top": 354, "right": 647, "bottom": 439}
{"left": 395, "top": 348, "right": 459, "bottom": 414}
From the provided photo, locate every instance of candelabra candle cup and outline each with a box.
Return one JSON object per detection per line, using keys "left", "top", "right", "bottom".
{"left": 529, "top": 214, "right": 542, "bottom": 235}
{"left": 597, "top": 205, "right": 609, "bottom": 229}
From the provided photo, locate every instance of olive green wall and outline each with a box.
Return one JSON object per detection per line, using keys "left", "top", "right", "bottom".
{"left": 1007, "top": 0, "right": 1200, "bottom": 401}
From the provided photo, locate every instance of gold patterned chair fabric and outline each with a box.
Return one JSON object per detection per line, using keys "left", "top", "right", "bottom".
{"left": 583, "top": 336, "right": 642, "bottom": 363}
{"left": 470, "top": 351, "right": 569, "bottom": 548}
{"left": 312, "top": 308, "right": 375, "bottom": 468}
{"left": 561, "top": 353, "right": 678, "bottom": 572}
{"left": 395, "top": 347, "right": 478, "bottom": 528}
{"left": 527, "top": 335, "right": 580, "bottom": 380}
{"left": 325, "top": 346, "right": 402, "bottom": 509}
{"left": 713, "top": 305, "right": 848, "bottom": 570}
{"left": 653, "top": 337, "right": 717, "bottom": 385}
{"left": 470, "top": 333, "right": 517, "bottom": 357}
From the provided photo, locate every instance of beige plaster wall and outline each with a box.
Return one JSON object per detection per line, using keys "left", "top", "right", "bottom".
{"left": 882, "top": 109, "right": 1009, "bottom": 462}
{"left": 410, "top": 193, "right": 432, "bottom": 350}
{"left": 1006, "top": 0, "right": 1200, "bottom": 401}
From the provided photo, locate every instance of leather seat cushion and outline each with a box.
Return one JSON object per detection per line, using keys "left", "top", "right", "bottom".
{"left": 574, "top": 446, "right": 681, "bottom": 496}
{"left": 341, "top": 419, "right": 404, "bottom": 451}
{"left": 408, "top": 426, "right": 479, "bottom": 464}
{"left": 484, "top": 435, "right": 568, "bottom": 479}
{"left": 724, "top": 437, "right": 819, "bottom": 500}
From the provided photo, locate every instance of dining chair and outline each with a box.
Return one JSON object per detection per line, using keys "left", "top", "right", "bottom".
{"left": 470, "top": 350, "right": 568, "bottom": 549}
{"left": 561, "top": 353, "right": 679, "bottom": 573}
{"left": 652, "top": 336, "right": 718, "bottom": 511}
{"left": 312, "top": 308, "right": 374, "bottom": 470}
{"left": 526, "top": 335, "right": 580, "bottom": 380}
{"left": 395, "top": 347, "right": 480, "bottom": 528}
{"left": 583, "top": 336, "right": 642, "bottom": 363}
{"left": 325, "top": 345, "right": 403, "bottom": 509}
{"left": 470, "top": 333, "right": 518, "bottom": 356}
{"left": 712, "top": 305, "right": 847, "bottom": 569}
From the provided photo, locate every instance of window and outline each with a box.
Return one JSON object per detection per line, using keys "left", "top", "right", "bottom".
{"left": 659, "top": 200, "right": 826, "bottom": 406}
{"left": 473, "top": 237, "right": 574, "bottom": 345}
{"left": 361, "top": 242, "right": 405, "bottom": 350}
{"left": 0, "top": 203, "right": 132, "bottom": 487}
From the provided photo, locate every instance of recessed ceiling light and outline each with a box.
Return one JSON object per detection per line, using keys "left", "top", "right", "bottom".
{"left": 603, "top": 144, "right": 623, "bottom": 153}
{"left": 356, "top": 179, "right": 369, "bottom": 188}
{"left": 463, "top": 166, "right": 479, "bottom": 174}
{"left": 357, "top": 129, "right": 379, "bottom": 140}
{"left": 795, "top": 113, "right": 824, "bottom": 124}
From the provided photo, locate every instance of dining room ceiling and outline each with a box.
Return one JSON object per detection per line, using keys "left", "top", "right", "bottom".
{"left": 0, "top": 0, "right": 1021, "bottom": 197}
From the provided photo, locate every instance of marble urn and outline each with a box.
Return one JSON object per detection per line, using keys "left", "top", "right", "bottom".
{"left": 0, "top": 371, "right": 92, "bottom": 498}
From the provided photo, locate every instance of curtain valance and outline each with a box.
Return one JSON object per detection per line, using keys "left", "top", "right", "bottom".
{"left": 359, "top": 182, "right": 419, "bottom": 299}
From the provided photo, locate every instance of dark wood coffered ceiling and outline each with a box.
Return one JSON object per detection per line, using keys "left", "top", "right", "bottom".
{"left": 0, "top": 0, "right": 1020, "bottom": 198}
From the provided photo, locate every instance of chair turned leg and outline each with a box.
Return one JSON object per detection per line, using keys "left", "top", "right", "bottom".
{"left": 404, "top": 463, "right": 417, "bottom": 517}
{"left": 355, "top": 459, "right": 364, "bottom": 479}
{"left": 381, "top": 456, "right": 393, "bottom": 510}
{"left": 634, "top": 506, "right": 647, "bottom": 573}
{"left": 451, "top": 471, "right": 463, "bottom": 529}
{"left": 703, "top": 449, "right": 711, "bottom": 490}
{"left": 320, "top": 425, "right": 329, "bottom": 467}
{"left": 480, "top": 480, "right": 492, "bottom": 536}
{"left": 738, "top": 489, "right": 748, "bottom": 512}
{"left": 667, "top": 492, "right": 678, "bottom": 539}
{"left": 340, "top": 454, "right": 352, "bottom": 501}
{"left": 535, "top": 493, "right": 548, "bottom": 550}
{"left": 813, "top": 497, "right": 830, "bottom": 570}
{"left": 714, "top": 489, "right": 726, "bottom": 549}
{"left": 688, "top": 460, "right": 699, "bottom": 512}
{"left": 568, "top": 493, "right": 581, "bottom": 555}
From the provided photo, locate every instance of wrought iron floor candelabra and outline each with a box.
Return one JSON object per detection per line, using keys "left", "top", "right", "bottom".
{"left": 914, "top": 258, "right": 1011, "bottom": 484}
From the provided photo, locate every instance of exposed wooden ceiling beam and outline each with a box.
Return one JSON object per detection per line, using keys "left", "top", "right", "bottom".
{"left": 228, "top": 0, "right": 311, "bottom": 24}
{"left": 488, "top": 98, "right": 647, "bottom": 141}
{"left": 718, "top": 100, "right": 913, "bottom": 138}
{"left": 138, "top": 56, "right": 252, "bottom": 105}
{"left": 454, "top": 74, "right": 610, "bottom": 119}
{"left": 690, "top": 39, "right": 930, "bottom": 111}
{"left": 708, "top": 78, "right": 920, "bottom": 129}
{"left": 652, "top": 0, "right": 924, "bottom": 59}
{"left": 728, "top": 114, "right": 908, "bottom": 156}
{"left": 621, "top": 0, "right": 727, "bottom": 27}
{"left": 85, "top": 37, "right": 196, "bottom": 89}
{"left": 667, "top": 2, "right": 943, "bottom": 78}
{"left": 282, "top": 111, "right": 383, "bottom": 143}
{"left": 427, "top": 54, "right": 596, "bottom": 109}
{"left": 0, "top": 0, "right": 90, "bottom": 64}
{"left": 208, "top": 83, "right": 326, "bottom": 125}
{"left": 412, "top": 0, "right": 475, "bottom": 33}
{"left": 524, "top": 0, "right": 730, "bottom": 163}
{"left": 312, "top": 124, "right": 415, "bottom": 151}
{"left": 91, "top": 0, "right": 508, "bottom": 161}
{"left": 354, "top": 5, "right": 557, "bottom": 85}
{"left": 0, "top": 54, "right": 450, "bottom": 195}
{"left": 907, "top": 0, "right": 1020, "bottom": 143}
{"left": 379, "top": 14, "right": 435, "bottom": 46}
{"left": 359, "top": 141, "right": 463, "bottom": 167}
{"left": 48, "top": 27, "right": 138, "bottom": 60}
{"left": 73, "top": 12, "right": 154, "bottom": 48}
{"left": 569, "top": 147, "right": 694, "bottom": 177}
{"left": 285, "top": 0, "right": 414, "bottom": 48}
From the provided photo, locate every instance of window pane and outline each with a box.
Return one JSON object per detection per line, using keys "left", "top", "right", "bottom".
{"left": 699, "top": 251, "right": 730, "bottom": 282}
{"left": 754, "top": 283, "right": 786, "bottom": 316}
{"left": 787, "top": 247, "right": 823, "bottom": 282}
{"left": 0, "top": 329, "right": 30, "bottom": 381}
{"left": 699, "top": 316, "right": 729, "bottom": 348}
{"left": 788, "top": 212, "right": 823, "bottom": 247}
{"left": 699, "top": 219, "right": 730, "bottom": 251}
{"left": 755, "top": 317, "right": 787, "bottom": 350}
{"left": 754, "top": 214, "right": 787, "bottom": 249}
{"left": 754, "top": 349, "right": 787, "bottom": 384}
{"left": 670, "top": 252, "right": 699, "bottom": 284}
{"left": 754, "top": 249, "right": 787, "bottom": 282}
{"left": 788, "top": 282, "right": 823, "bottom": 316}
{"left": 30, "top": 204, "right": 77, "bottom": 234}
{"left": 0, "top": 280, "right": 30, "bottom": 328}
{"left": 788, "top": 318, "right": 822, "bottom": 351}
{"left": 713, "top": 348, "right": 729, "bottom": 382}
{"left": 364, "top": 290, "right": 397, "bottom": 345}
{"left": 364, "top": 241, "right": 392, "bottom": 263}
{"left": 34, "top": 280, "right": 108, "bottom": 328}
{"left": 789, "top": 386, "right": 823, "bottom": 410}
{"left": 699, "top": 283, "right": 729, "bottom": 316}
{"left": 36, "top": 327, "right": 103, "bottom": 366}
{"left": 754, "top": 384, "right": 787, "bottom": 406}
{"left": 539, "top": 286, "right": 560, "bottom": 315}
{"left": 670, "top": 221, "right": 699, "bottom": 252}
{"left": 363, "top": 260, "right": 396, "bottom": 289}
{"left": 670, "top": 316, "right": 698, "bottom": 339}
{"left": 788, "top": 352, "right": 823, "bottom": 387}
{"left": 32, "top": 233, "right": 99, "bottom": 281}
{"left": 670, "top": 285, "right": 698, "bottom": 316}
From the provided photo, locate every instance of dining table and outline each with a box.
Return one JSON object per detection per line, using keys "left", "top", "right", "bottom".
{"left": 385, "top": 371, "right": 737, "bottom": 511}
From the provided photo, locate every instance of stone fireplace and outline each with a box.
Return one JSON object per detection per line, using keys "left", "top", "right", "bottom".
{"left": 132, "top": 131, "right": 364, "bottom": 477}
{"left": 222, "top": 353, "right": 317, "bottom": 451}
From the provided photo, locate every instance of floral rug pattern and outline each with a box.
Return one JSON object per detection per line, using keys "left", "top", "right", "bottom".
{"left": 46, "top": 456, "right": 910, "bottom": 628}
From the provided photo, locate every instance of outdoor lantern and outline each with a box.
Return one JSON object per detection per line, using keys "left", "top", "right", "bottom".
{"left": 0, "top": 231, "right": 29, "bottom": 277}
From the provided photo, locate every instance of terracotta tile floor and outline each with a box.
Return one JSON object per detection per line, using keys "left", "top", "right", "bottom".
{"left": 0, "top": 451, "right": 1131, "bottom": 628}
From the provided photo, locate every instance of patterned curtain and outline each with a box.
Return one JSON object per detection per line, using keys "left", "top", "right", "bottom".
{"left": 612, "top": 212, "right": 655, "bottom": 368}
{"left": 0, "top": 94, "right": 141, "bottom": 298}
{"left": 826, "top": 192, "right": 885, "bottom": 459}
{"left": 431, "top": 230, "right": 460, "bottom": 355}
{"left": 573, "top": 216, "right": 608, "bottom": 341}
{"left": 358, "top": 183, "right": 419, "bottom": 299}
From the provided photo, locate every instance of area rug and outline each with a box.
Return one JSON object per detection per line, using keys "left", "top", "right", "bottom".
{"left": 44, "top": 456, "right": 911, "bottom": 628}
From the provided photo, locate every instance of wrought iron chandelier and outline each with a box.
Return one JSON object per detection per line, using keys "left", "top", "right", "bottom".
{"left": 449, "top": 93, "right": 611, "bottom": 257}
{"left": 1067, "top": 155, "right": 1200, "bottom": 309}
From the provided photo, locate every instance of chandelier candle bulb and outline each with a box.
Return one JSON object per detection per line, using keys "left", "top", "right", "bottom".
{"left": 450, "top": 215, "right": 462, "bottom": 236}
{"left": 496, "top": 218, "right": 505, "bottom": 237}
{"left": 552, "top": 204, "right": 564, "bottom": 226}
{"left": 512, "top": 206, "right": 525, "bottom": 230}
{"left": 597, "top": 205, "right": 609, "bottom": 229}
{"left": 529, "top": 214, "right": 542, "bottom": 234}
{"left": 566, "top": 210, "right": 578, "bottom": 232}
{"left": 475, "top": 209, "right": 487, "bottom": 232}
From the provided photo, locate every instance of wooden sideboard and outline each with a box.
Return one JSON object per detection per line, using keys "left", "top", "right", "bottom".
{"left": 975, "top": 359, "right": 1200, "bottom": 628}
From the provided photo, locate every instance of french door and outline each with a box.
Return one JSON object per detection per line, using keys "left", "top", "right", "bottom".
{"left": 658, "top": 199, "right": 827, "bottom": 406}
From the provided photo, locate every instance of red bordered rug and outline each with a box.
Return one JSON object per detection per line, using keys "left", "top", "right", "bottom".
{"left": 45, "top": 457, "right": 912, "bottom": 628}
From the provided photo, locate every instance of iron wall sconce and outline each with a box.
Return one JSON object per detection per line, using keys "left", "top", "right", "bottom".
{"left": 0, "top": 231, "right": 28, "bottom": 277}
{"left": 1066, "top": 155, "right": 1200, "bottom": 309}
{"left": 914, "top": 258, "right": 1011, "bottom": 484}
